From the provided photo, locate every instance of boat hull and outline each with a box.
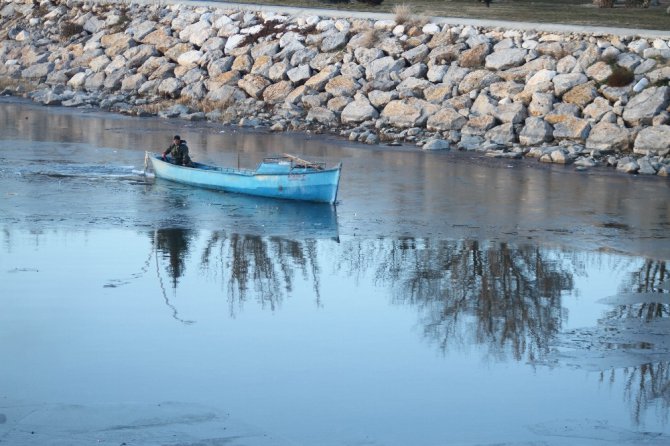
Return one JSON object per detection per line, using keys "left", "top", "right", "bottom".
{"left": 147, "top": 153, "right": 341, "bottom": 204}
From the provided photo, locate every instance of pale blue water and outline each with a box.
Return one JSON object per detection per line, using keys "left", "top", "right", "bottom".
{"left": 1, "top": 99, "right": 669, "bottom": 445}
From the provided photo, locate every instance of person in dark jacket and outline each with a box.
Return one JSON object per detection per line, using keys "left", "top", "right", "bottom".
{"left": 162, "top": 135, "right": 192, "bottom": 166}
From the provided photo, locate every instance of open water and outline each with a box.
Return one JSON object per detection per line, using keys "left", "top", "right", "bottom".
{"left": 1, "top": 98, "right": 670, "bottom": 445}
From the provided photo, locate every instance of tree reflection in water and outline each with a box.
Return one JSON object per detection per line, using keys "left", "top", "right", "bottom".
{"left": 337, "top": 239, "right": 574, "bottom": 362}
{"left": 199, "top": 231, "right": 321, "bottom": 316}
{"left": 599, "top": 260, "right": 670, "bottom": 425}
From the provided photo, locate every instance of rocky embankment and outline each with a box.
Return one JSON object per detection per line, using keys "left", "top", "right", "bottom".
{"left": 1, "top": 0, "right": 669, "bottom": 175}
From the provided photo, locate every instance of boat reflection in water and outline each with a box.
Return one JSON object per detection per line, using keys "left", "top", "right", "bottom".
{"left": 148, "top": 185, "right": 339, "bottom": 320}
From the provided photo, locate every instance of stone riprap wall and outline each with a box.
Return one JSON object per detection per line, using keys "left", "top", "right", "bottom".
{"left": 1, "top": 0, "right": 669, "bottom": 176}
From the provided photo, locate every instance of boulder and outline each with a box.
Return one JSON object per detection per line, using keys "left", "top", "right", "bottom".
{"left": 485, "top": 123, "right": 516, "bottom": 145}
{"left": 552, "top": 116, "right": 591, "bottom": 141}
{"left": 458, "top": 70, "right": 502, "bottom": 94}
{"left": 287, "top": 64, "right": 312, "bottom": 83}
{"left": 21, "top": 62, "right": 53, "bottom": 80}
{"left": 305, "top": 65, "right": 339, "bottom": 91}
{"left": 519, "top": 117, "right": 553, "bottom": 146}
{"left": 250, "top": 55, "right": 273, "bottom": 77}
{"left": 320, "top": 32, "right": 347, "bottom": 52}
{"left": 158, "top": 77, "right": 184, "bottom": 98}
{"left": 553, "top": 73, "right": 588, "bottom": 97}
{"left": 583, "top": 97, "right": 613, "bottom": 121}
{"left": 238, "top": 74, "right": 270, "bottom": 99}
{"left": 179, "top": 21, "right": 214, "bottom": 47}
{"left": 585, "top": 61, "right": 614, "bottom": 83}
{"left": 585, "top": 122, "right": 631, "bottom": 152}
{"left": 366, "top": 56, "right": 406, "bottom": 82}
{"left": 124, "top": 45, "right": 157, "bottom": 69}
{"left": 262, "top": 80, "right": 293, "bottom": 104}
{"left": 325, "top": 75, "right": 358, "bottom": 97}
{"left": 341, "top": 98, "right": 379, "bottom": 124}
{"left": 427, "top": 64, "right": 448, "bottom": 83}
{"left": 462, "top": 114, "right": 497, "bottom": 135}
{"left": 633, "top": 125, "right": 670, "bottom": 156}
{"left": 381, "top": 98, "right": 437, "bottom": 128}
{"left": 368, "top": 90, "right": 398, "bottom": 108}
{"left": 426, "top": 107, "right": 467, "bottom": 131}
{"left": 528, "top": 92, "right": 555, "bottom": 116}
{"left": 424, "top": 84, "right": 451, "bottom": 104}
{"left": 268, "top": 60, "right": 290, "bottom": 81}
{"left": 562, "top": 82, "right": 598, "bottom": 109}
{"left": 121, "top": 73, "right": 147, "bottom": 91}
{"left": 206, "top": 85, "right": 246, "bottom": 104}
{"left": 180, "top": 81, "right": 207, "bottom": 101}
{"left": 622, "top": 86, "right": 669, "bottom": 126}
{"left": 423, "top": 138, "right": 450, "bottom": 151}
{"left": 177, "top": 50, "right": 203, "bottom": 68}
{"left": 307, "top": 106, "right": 337, "bottom": 125}
{"left": 402, "top": 44, "right": 430, "bottom": 65}
{"left": 484, "top": 48, "right": 527, "bottom": 70}
{"left": 459, "top": 44, "right": 489, "bottom": 68}
{"left": 494, "top": 102, "right": 527, "bottom": 124}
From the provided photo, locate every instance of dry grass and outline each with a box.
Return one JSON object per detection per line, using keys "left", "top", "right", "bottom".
{"left": 0, "top": 77, "right": 40, "bottom": 93}
{"left": 393, "top": 2, "right": 430, "bottom": 28}
{"left": 606, "top": 65, "right": 635, "bottom": 86}
{"left": 219, "top": 0, "right": 670, "bottom": 30}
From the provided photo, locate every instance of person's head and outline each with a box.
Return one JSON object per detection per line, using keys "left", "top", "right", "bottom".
{"left": 173, "top": 135, "right": 181, "bottom": 143}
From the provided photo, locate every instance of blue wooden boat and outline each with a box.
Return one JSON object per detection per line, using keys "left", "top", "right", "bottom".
{"left": 146, "top": 152, "right": 341, "bottom": 204}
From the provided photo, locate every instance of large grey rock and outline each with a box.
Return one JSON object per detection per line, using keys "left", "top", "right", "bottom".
{"left": 341, "top": 98, "right": 379, "bottom": 124}
{"left": 180, "top": 81, "right": 207, "bottom": 101}
{"left": 562, "top": 82, "right": 598, "bottom": 109}
{"left": 494, "top": 102, "right": 527, "bottom": 124}
{"left": 84, "top": 16, "right": 106, "bottom": 34}
{"left": 368, "top": 90, "right": 398, "bottom": 108}
{"left": 519, "top": 117, "right": 553, "bottom": 146}
{"left": 623, "top": 86, "right": 669, "bottom": 126}
{"left": 553, "top": 116, "right": 591, "bottom": 141}
{"left": 128, "top": 20, "right": 158, "bottom": 41}
{"left": 381, "top": 98, "right": 437, "bottom": 128}
{"left": 320, "top": 32, "right": 347, "bottom": 52}
{"left": 325, "top": 75, "right": 358, "bottom": 97}
{"left": 484, "top": 48, "right": 527, "bottom": 70}
{"left": 124, "top": 45, "right": 157, "bottom": 69}
{"left": 238, "top": 74, "right": 270, "bottom": 99}
{"left": 427, "top": 64, "right": 448, "bottom": 83}
{"left": 471, "top": 93, "right": 497, "bottom": 116}
{"left": 307, "top": 106, "right": 337, "bottom": 125}
{"left": 305, "top": 65, "right": 339, "bottom": 91}
{"left": 180, "top": 21, "right": 214, "bottom": 47}
{"left": 158, "top": 77, "right": 184, "bottom": 98}
{"left": 366, "top": 56, "right": 406, "bottom": 82}
{"left": 21, "top": 62, "right": 53, "bottom": 80}
{"left": 397, "top": 77, "right": 432, "bottom": 98}
{"left": 485, "top": 123, "right": 516, "bottom": 145}
{"left": 402, "top": 44, "right": 429, "bottom": 65}
{"left": 426, "top": 107, "right": 467, "bottom": 131}
{"left": 399, "top": 63, "right": 427, "bottom": 81}
{"left": 263, "top": 81, "right": 293, "bottom": 104}
{"left": 177, "top": 50, "right": 203, "bottom": 68}
{"left": 287, "top": 64, "right": 312, "bottom": 83}
{"left": 458, "top": 70, "right": 501, "bottom": 94}
{"left": 585, "top": 122, "right": 631, "bottom": 152}
{"left": 423, "top": 138, "right": 450, "bottom": 151}
{"left": 553, "top": 73, "right": 588, "bottom": 97}
{"left": 206, "top": 85, "right": 246, "bottom": 104}
{"left": 633, "top": 125, "right": 670, "bottom": 156}
{"left": 585, "top": 61, "right": 614, "bottom": 83}
{"left": 583, "top": 97, "right": 613, "bottom": 121}
{"left": 423, "top": 84, "right": 451, "bottom": 104}
{"left": 528, "top": 92, "right": 555, "bottom": 116}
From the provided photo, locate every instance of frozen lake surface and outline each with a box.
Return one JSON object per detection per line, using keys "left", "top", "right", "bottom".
{"left": 1, "top": 99, "right": 669, "bottom": 445}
